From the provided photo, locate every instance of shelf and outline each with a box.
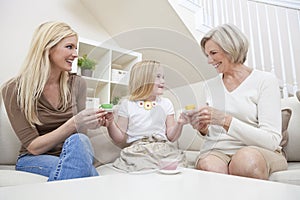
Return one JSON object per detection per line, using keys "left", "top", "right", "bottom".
{"left": 75, "top": 37, "right": 142, "bottom": 106}
{"left": 110, "top": 81, "right": 128, "bottom": 86}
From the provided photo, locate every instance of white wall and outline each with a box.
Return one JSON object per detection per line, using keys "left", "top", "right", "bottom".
{"left": 0, "top": 0, "right": 111, "bottom": 85}
{"left": 161, "top": 80, "right": 208, "bottom": 119}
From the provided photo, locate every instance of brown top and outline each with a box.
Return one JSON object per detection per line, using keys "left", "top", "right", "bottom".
{"left": 2, "top": 74, "right": 87, "bottom": 156}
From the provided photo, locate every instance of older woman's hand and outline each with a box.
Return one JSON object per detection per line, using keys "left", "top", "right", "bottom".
{"left": 199, "top": 106, "right": 226, "bottom": 126}
{"left": 188, "top": 106, "right": 231, "bottom": 134}
{"left": 188, "top": 108, "right": 209, "bottom": 135}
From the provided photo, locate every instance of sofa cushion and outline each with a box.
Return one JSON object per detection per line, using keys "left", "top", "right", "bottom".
{"left": 269, "top": 170, "right": 300, "bottom": 185}
{"left": 281, "top": 96, "right": 300, "bottom": 161}
{"left": 269, "top": 162, "right": 300, "bottom": 185}
{"left": 0, "top": 170, "right": 47, "bottom": 187}
{"left": 88, "top": 128, "right": 123, "bottom": 166}
{"left": 0, "top": 97, "right": 20, "bottom": 165}
{"left": 96, "top": 163, "right": 127, "bottom": 175}
{"left": 280, "top": 108, "right": 292, "bottom": 157}
{"left": 177, "top": 125, "right": 203, "bottom": 151}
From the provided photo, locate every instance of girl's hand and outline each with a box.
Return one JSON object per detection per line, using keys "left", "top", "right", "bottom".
{"left": 103, "top": 112, "right": 114, "bottom": 127}
{"left": 178, "top": 112, "right": 190, "bottom": 125}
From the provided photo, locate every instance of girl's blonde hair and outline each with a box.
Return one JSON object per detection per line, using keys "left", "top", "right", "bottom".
{"left": 8, "top": 21, "right": 78, "bottom": 126}
{"left": 129, "top": 60, "right": 160, "bottom": 101}
{"left": 200, "top": 23, "right": 249, "bottom": 64}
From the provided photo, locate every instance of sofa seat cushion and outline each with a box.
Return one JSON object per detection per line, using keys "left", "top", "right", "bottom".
{"left": 286, "top": 162, "right": 300, "bottom": 170}
{"left": 97, "top": 163, "right": 163, "bottom": 175}
{"left": 184, "top": 150, "right": 199, "bottom": 168}
{"left": 269, "top": 163, "right": 300, "bottom": 186}
{"left": 0, "top": 165, "right": 15, "bottom": 170}
{"left": 97, "top": 163, "right": 128, "bottom": 175}
{"left": 0, "top": 170, "right": 47, "bottom": 187}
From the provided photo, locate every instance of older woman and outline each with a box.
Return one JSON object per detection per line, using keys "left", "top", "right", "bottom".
{"left": 189, "top": 24, "right": 287, "bottom": 180}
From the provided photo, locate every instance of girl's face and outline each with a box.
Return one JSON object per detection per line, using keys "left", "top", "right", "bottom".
{"left": 204, "top": 39, "right": 232, "bottom": 74}
{"left": 151, "top": 66, "right": 165, "bottom": 97}
{"left": 49, "top": 35, "right": 78, "bottom": 72}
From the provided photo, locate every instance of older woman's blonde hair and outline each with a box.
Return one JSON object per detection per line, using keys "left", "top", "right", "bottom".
{"left": 129, "top": 60, "right": 160, "bottom": 101}
{"left": 8, "top": 21, "right": 77, "bottom": 126}
{"left": 200, "top": 23, "right": 249, "bottom": 64}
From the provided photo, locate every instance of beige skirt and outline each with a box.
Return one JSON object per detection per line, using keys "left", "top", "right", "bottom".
{"left": 113, "top": 136, "right": 186, "bottom": 172}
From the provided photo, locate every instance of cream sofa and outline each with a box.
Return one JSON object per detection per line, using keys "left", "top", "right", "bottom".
{"left": 1, "top": 93, "right": 300, "bottom": 187}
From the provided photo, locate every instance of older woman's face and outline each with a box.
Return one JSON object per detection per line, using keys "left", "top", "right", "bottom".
{"left": 204, "top": 40, "right": 232, "bottom": 73}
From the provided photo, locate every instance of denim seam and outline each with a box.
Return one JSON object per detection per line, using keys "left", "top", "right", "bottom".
{"left": 52, "top": 138, "right": 69, "bottom": 180}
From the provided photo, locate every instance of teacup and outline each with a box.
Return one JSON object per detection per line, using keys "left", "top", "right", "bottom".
{"left": 99, "top": 104, "right": 113, "bottom": 112}
{"left": 159, "top": 158, "right": 179, "bottom": 170}
{"left": 183, "top": 104, "right": 196, "bottom": 115}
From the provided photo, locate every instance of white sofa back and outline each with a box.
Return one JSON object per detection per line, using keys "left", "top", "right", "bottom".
{"left": 0, "top": 97, "right": 20, "bottom": 165}
{"left": 0, "top": 94, "right": 299, "bottom": 167}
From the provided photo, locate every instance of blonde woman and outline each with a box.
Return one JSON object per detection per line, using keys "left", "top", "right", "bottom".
{"left": 189, "top": 24, "right": 287, "bottom": 179}
{"left": 1, "top": 21, "right": 107, "bottom": 181}
{"left": 105, "top": 60, "right": 188, "bottom": 172}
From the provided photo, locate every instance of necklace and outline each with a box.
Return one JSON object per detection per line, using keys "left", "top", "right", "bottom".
{"left": 137, "top": 100, "right": 157, "bottom": 110}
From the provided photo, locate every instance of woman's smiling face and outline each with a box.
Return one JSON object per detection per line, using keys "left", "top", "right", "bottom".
{"left": 49, "top": 35, "right": 78, "bottom": 72}
{"left": 204, "top": 39, "right": 232, "bottom": 74}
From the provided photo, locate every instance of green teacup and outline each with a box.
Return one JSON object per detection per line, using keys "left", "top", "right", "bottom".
{"left": 99, "top": 104, "right": 113, "bottom": 112}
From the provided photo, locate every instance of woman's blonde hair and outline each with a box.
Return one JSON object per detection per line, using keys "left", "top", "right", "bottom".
{"left": 11, "top": 21, "right": 77, "bottom": 126}
{"left": 200, "top": 23, "right": 248, "bottom": 64}
{"left": 128, "top": 60, "right": 160, "bottom": 101}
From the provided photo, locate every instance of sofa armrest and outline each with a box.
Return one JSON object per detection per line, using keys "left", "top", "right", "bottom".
{"left": 281, "top": 96, "right": 300, "bottom": 161}
{"left": 0, "top": 97, "right": 21, "bottom": 165}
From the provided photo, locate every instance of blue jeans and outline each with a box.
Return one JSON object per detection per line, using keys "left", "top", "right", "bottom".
{"left": 16, "top": 133, "right": 99, "bottom": 181}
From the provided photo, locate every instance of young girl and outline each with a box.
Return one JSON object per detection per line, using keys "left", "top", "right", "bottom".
{"left": 105, "top": 60, "right": 188, "bottom": 172}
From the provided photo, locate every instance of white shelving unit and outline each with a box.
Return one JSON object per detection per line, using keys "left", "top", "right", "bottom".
{"left": 73, "top": 37, "right": 142, "bottom": 106}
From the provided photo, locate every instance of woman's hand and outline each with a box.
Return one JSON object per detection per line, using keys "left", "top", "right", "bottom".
{"left": 188, "top": 106, "right": 231, "bottom": 134}
{"left": 197, "top": 106, "right": 226, "bottom": 126}
{"left": 74, "top": 108, "right": 107, "bottom": 131}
